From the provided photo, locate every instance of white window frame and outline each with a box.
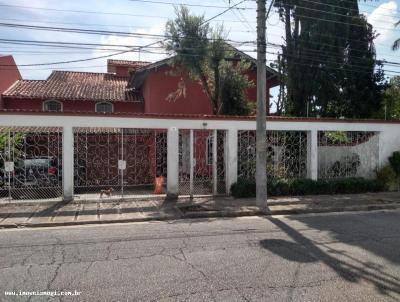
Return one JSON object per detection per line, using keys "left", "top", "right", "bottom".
{"left": 95, "top": 101, "right": 114, "bottom": 113}
{"left": 43, "top": 100, "right": 63, "bottom": 112}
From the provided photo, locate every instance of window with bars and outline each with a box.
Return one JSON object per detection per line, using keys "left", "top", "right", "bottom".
{"left": 43, "top": 100, "right": 62, "bottom": 112}
{"left": 95, "top": 102, "right": 113, "bottom": 113}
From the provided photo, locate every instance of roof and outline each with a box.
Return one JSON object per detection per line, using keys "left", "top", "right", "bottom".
{"left": 107, "top": 59, "right": 151, "bottom": 74}
{"left": 129, "top": 44, "right": 279, "bottom": 88}
{"left": 107, "top": 59, "right": 151, "bottom": 68}
{"left": 2, "top": 71, "right": 142, "bottom": 102}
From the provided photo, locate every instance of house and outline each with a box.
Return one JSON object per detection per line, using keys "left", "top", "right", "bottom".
{"left": 0, "top": 52, "right": 279, "bottom": 196}
{"left": 1, "top": 50, "right": 279, "bottom": 115}
{"left": 0, "top": 55, "right": 22, "bottom": 109}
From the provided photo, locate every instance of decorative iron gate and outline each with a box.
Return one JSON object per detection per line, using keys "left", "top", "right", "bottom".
{"left": 238, "top": 130, "right": 308, "bottom": 181}
{"left": 73, "top": 128, "right": 167, "bottom": 200}
{"left": 0, "top": 127, "right": 63, "bottom": 201}
{"left": 179, "top": 129, "right": 226, "bottom": 197}
{"left": 318, "top": 131, "right": 379, "bottom": 179}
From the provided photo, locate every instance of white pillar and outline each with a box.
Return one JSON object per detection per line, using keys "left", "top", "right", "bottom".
{"left": 212, "top": 129, "right": 218, "bottom": 195}
{"left": 307, "top": 130, "right": 318, "bottom": 180}
{"left": 167, "top": 127, "right": 179, "bottom": 199}
{"left": 226, "top": 129, "right": 238, "bottom": 194}
{"left": 62, "top": 126, "right": 74, "bottom": 201}
{"left": 189, "top": 130, "right": 194, "bottom": 198}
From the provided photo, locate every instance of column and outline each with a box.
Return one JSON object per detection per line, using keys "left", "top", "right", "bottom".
{"left": 62, "top": 126, "right": 74, "bottom": 202}
{"left": 225, "top": 129, "right": 238, "bottom": 194}
{"left": 167, "top": 127, "right": 179, "bottom": 199}
{"left": 212, "top": 129, "right": 218, "bottom": 195}
{"left": 307, "top": 129, "right": 318, "bottom": 180}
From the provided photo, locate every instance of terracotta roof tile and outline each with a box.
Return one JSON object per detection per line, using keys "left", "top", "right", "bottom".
{"left": 107, "top": 59, "right": 151, "bottom": 68}
{"left": 2, "top": 71, "right": 142, "bottom": 102}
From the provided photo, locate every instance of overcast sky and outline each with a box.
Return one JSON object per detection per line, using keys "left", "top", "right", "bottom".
{"left": 0, "top": 0, "right": 399, "bottom": 81}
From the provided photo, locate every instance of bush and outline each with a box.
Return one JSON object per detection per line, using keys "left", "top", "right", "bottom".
{"left": 389, "top": 151, "right": 400, "bottom": 177}
{"left": 377, "top": 164, "right": 398, "bottom": 191}
{"left": 231, "top": 177, "right": 384, "bottom": 198}
{"left": 230, "top": 179, "right": 256, "bottom": 198}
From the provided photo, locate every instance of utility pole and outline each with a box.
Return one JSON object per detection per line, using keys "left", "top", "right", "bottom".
{"left": 256, "top": 0, "right": 267, "bottom": 210}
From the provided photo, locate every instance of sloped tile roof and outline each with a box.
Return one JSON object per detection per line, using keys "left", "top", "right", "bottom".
{"left": 108, "top": 59, "right": 151, "bottom": 68}
{"left": 2, "top": 71, "right": 141, "bottom": 102}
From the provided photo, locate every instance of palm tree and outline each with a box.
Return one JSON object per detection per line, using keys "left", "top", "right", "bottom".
{"left": 393, "top": 21, "right": 400, "bottom": 50}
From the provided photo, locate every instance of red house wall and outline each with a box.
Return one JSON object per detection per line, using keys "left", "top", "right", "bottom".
{"left": 2, "top": 98, "right": 145, "bottom": 113}
{"left": 142, "top": 65, "right": 272, "bottom": 115}
{"left": 0, "top": 56, "right": 21, "bottom": 109}
{"left": 143, "top": 66, "right": 213, "bottom": 115}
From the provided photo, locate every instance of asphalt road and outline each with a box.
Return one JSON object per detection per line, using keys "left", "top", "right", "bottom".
{"left": 1, "top": 210, "right": 400, "bottom": 302}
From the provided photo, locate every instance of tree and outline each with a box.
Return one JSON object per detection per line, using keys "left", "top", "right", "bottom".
{"left": 393, "top": 21, "right": 400, "bottom": 50}
{"left": 164, "top": 6, "right": 252, "bottom": 115}
{"left": 380, "top": 76, "right": 400, "bottom": 119}
{"left": 274, "top": 0, "right": 386, "bottom": 118}
{"left": 219, "top": 60, "right": 254, "bottom": 115}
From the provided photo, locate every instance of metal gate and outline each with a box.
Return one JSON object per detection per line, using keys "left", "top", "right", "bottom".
{"left": 238, "top": 130, "right": 308, "bottom": 181}
{"left": 179, "top": 129, "right": 226, "bottom": 197}
{"left": 73, "top": 128, "right": 167, "bottom": 200}
{"left": 0, "top": 127, "right": 63, "bottom": 201}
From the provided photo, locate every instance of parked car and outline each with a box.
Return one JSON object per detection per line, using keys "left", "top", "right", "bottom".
{"left": 10, "top": 157, "right": 62, "bottom": 199}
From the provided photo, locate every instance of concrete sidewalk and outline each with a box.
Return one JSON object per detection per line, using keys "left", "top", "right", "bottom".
{"left": 0, "top": 192, "right": 400, "bottom": 228}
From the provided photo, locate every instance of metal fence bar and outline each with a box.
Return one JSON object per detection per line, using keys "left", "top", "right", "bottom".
{"left": 189, "top": 129, "right": 194, "bottom": 198}
{"left": 212, "top": 129, "right": 217, "bottom": 195}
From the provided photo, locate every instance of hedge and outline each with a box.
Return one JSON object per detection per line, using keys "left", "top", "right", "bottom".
{"left": 230, "top": 177, "right": 384, "bottom": 198}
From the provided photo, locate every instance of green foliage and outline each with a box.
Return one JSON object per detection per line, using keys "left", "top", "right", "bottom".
{"left": 164, "top": 6, "right": 253, "bottom": 115}
{"left": 274, "top": 0, "right": 386, "bottom": 118}
{"left": 219, "top": 60, "right": 253, "bottom": 116}
{"left": 389, "top": 151, "right": 400, "bottom": 177}
{"left": 324, "top": 131, "right": 348, "bottom": 144}
{"left": 231, "top": 177, "right": 384, "bottom": 198}
{"left": 376, "top": 165, "right": 398, "bottom": 191}
{"left": 0, "top": 132, "right": 24, "bottom": 167}
{"left": 380, "top": 76, "right": 400, "bottom": 120}
{"left": 230, "top": 178, "right": 256, "bottom": 198}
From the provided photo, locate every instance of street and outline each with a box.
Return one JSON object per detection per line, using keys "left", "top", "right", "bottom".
{"left": 0, "top": 210, "right": 400, "bottom": 301}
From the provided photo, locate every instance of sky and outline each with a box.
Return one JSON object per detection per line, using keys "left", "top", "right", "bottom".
{"left": 0, "top": 0, "right": 399, "bottom": 83}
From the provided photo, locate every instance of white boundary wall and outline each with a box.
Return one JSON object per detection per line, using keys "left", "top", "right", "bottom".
{"left": 1, "top": 114, "right": 399, "bottom": 200}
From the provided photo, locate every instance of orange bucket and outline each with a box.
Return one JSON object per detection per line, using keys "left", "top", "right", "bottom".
{"left": 154, "top": 176, "right": 165, "bottom": 194}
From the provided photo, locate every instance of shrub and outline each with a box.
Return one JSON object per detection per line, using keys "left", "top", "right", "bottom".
{"left": 389, "top": 151, "right": 400, "bottom": 177}
{"left": 376, "top": 164, "right": 398, "bottom": 191}
{"left": 231, "top": 177, "right": 384, "bottom": 198}
{"left": 230, "top": 179, "right": 256, "bottom": 198}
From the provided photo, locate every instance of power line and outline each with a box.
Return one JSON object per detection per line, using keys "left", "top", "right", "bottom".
{"left": 0, "top": 3, "right": 250, "bottom": 23}
{"left": 2, "top": 37, "right": 400, "bottom": 70}
{"left": 247, "top": 0, "right": 400, "bottom": 19}
{"left": 0, "top": 19, "right": 395, "bottom": 56}
{"left": 128, "top": 0, "right": 249, "bottom": 10}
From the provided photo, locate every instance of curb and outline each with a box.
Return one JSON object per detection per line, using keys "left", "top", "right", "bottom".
{"left": 1, "top": 203, "right": 399, "bottom": 229}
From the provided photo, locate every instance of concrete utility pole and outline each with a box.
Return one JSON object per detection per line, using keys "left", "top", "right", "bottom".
{"left": 256, "top": 0, "right": 267, "bottom": 209}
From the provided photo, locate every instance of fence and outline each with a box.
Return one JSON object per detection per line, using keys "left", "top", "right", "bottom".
{"left": 0, "top": 127, "right": 63, "bottom": 201}
{"left": 0, "top": 113, "right": 399, "bottom": 201}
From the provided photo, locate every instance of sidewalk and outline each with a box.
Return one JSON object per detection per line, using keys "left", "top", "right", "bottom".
{"left": 0, "top": 192, "right": 399, "bottom": 228}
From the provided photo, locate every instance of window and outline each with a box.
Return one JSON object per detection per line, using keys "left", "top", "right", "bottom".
{"left": 95, "top": 102, "right": 113, "bottom": 113}
{"left": 43, "top": 100, "right": 62, "bottom": 112}
{"left": 206, "top": 135, "right": 213, "bottom": 165}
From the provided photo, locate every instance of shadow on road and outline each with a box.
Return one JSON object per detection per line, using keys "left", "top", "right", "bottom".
{"left": 260, "top": 214, "right": 400, "bottom": 299}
